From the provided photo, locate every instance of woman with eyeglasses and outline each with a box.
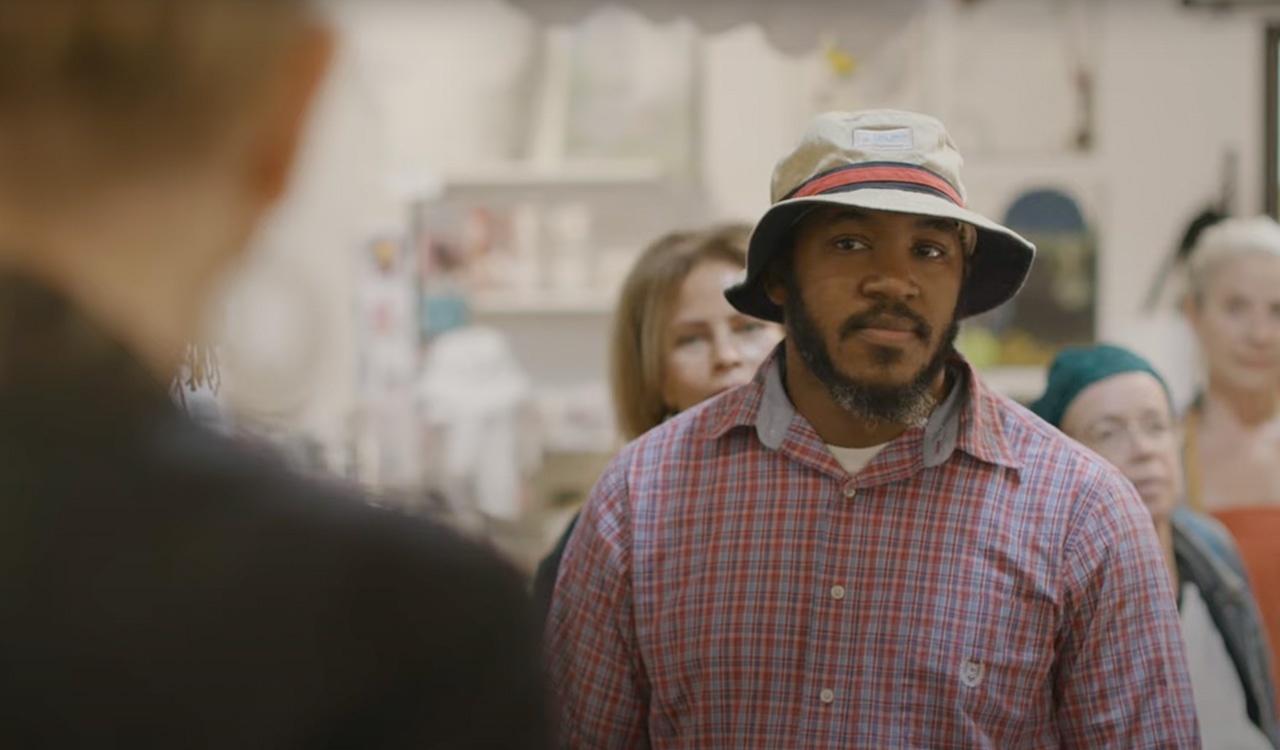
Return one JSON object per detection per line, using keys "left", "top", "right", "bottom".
{"left": 1032, "top": 344, "right": 1278, "bottom": 748}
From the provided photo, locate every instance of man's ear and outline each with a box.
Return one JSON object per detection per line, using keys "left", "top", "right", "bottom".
{"left": 248, "top": 22, "right": 336, "bottom": 209}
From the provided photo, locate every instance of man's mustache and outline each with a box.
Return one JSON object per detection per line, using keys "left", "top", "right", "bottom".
{"left": 838, "top": 302, "right": 932, "bottom": 342}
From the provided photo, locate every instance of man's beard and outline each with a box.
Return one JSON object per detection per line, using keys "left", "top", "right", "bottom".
{"left": 784, "top": 274, "right": 958, "bottom": 428}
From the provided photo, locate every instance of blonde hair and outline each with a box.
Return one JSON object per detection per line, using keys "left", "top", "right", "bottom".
{"left": 0, "top": 1, "right": 309, "bottom": 393}
{"left": 610, "top": 224, "right": 751, "bottom": 440}
{"left": 0, "top": 0, "right": 308, "bottom": 203}
{"left": 1186, "top": 215, "right": 1280, "bottom": 304}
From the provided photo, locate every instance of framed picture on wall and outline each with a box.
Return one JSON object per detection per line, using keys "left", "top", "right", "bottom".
{"left": 957, "top": 186, "right": 1096, "bottom": 369}
{"left": 529, "top": 5, "right": 700, "bottom": 178}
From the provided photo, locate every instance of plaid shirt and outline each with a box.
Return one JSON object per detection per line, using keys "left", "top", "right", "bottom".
{"left": 547, "top": 351, "right": 1198, "bottom": 748}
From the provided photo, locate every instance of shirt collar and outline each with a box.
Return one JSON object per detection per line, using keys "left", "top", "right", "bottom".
{"left": 707, "top": 344, "right": 1022, "bottom": 472}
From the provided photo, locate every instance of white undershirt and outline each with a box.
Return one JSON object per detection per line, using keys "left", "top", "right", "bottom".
{"left": 1181, "top": 582, "right": 1273, "bottom": 749}
{"left": 826, "top": 444, "right": 884, "bottom": 476}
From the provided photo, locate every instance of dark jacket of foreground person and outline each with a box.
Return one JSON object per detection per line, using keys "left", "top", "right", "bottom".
{"left": 0, "top": 276, "right": 549, "bottom": 749}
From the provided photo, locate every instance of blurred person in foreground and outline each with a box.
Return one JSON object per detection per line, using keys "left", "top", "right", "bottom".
{"left": 1032, "top": 344, "right": 1279, "bottom": 749}
{"left": 546, "top": 110, "right": 1197, "bottom": 748}
{"left": 532, "top": 224, "right": 783, "bottom": 619}
{"left": 1181, "top": 217, "right": 1280, "bottom": 699}
{"left": 0, "top": 1, "right": 547, "bottom": 747}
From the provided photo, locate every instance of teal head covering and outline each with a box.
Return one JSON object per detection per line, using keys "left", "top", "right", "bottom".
{"left": 1029, "top": 344, "right": 1172, "bottom": 428}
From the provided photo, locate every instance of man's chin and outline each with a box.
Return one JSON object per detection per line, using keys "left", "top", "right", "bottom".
{"left": 831, "top": 361, "right": 929, "bottom": 391}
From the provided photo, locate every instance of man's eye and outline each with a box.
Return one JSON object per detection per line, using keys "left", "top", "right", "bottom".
{"left": 832, "top": 237, "right": 867, "bottom": 252}
{"left": 915, "top": 244, "right": 947, "bottom": 260}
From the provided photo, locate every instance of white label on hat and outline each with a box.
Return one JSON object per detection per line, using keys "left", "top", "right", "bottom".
{"left": 854, "top": 128, "right": 914, "bottom": 151}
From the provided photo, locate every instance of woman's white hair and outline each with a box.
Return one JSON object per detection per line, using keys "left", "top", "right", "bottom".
{"left": 1187, "top": 215, "right": 1280, "bottom": 299}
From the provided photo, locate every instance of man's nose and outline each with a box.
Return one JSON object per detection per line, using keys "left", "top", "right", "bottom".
{"left": 858, "top": 249, "right": 918, "bottom": 301}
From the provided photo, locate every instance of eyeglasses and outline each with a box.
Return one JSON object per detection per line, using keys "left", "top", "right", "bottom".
{"left": 1080, "top": 416, "right": 1175, "bottom": 455}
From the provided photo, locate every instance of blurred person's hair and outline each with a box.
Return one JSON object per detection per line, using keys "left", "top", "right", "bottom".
{"left": 610, "top": 224, "right": 751, "bottom": 440}
{"left": 1185, "top": 215, "right": 1280, "bottom": 304}
{"left": 0, "top": 0, "right": 309, "bottom": 209}
{"left": 0, "top": 0, "right": 314, "bottom": 393}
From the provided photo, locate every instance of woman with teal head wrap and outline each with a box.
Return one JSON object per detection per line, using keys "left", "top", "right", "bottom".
{"left": 1031, "top": 344, "right": 1278, "bottom": 749}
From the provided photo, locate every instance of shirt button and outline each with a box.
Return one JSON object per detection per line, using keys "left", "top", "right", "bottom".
{"left": 830, "top": 585, "right": 846, "bottom": 601}
{"left": 819, "top": 688, "right": 835, "bottom": 704}
{"left": 842, "top": 484, "right": 857, "bottom": 499}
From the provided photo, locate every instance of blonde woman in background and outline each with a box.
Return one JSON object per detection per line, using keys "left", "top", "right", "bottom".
{"left": 1182, "top": 215, "right": 1280, "bottom": 707}
{"left": 533, "top": 224, "right": 783, "bottom": 617}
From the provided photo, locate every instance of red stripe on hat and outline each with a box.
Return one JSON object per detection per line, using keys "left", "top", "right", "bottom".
{"left": 790, "top": 164, "right": 964, "bottom": 207}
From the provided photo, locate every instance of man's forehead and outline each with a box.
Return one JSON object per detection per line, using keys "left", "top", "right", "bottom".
{"left": 806, "top": 205, "right": 963, "bottom": 232}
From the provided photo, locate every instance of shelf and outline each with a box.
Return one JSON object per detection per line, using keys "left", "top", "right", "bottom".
{"left": 443, "top": 158, "right": 667, "bottom": 189}
{"left": 469, "top": 289, "right": 616, "bottom": 316}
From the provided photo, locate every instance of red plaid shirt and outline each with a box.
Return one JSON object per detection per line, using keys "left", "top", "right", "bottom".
{"left": 547, "top": 352, "right": 1198, "bottom": 748}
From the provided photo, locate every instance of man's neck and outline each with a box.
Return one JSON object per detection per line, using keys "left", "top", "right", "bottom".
{"left": 782, "top": 342, "right": 948, "bottom": 449}
{"left": 0, "top": 192, "right": 241, "bottom": 382}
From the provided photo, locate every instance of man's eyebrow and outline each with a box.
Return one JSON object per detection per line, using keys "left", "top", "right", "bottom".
{"left": 915, "top": 215, "right": 964, "bottom": 235}
{"left": 824, "top": 208, "right": 871, "bottom": 224}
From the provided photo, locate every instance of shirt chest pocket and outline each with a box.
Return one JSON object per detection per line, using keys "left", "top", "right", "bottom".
{"left": 898, "top": 588, "right": 1059, "bottom": 744}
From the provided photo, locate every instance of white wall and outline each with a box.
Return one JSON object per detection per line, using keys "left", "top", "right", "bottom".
{"left": 214, "top": 20, "right": 397, "bottom": 460}
{"left": 1099, "top": 0, "right": 1266, "bottom": 405}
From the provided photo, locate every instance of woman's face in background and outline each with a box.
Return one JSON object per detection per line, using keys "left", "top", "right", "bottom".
{"left": 1061, "top": 372, "right": 1181, "bottom": 525}
{"left": 1188, "top": 252, "right": 1280, "bottom": 393}
{"left": 660, "top": 259, "right": 783, "bottom": 414}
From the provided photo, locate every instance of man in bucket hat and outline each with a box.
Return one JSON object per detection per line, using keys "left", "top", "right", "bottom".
{"left": 546, "top": 110, "right": 1197, "bottom": 747}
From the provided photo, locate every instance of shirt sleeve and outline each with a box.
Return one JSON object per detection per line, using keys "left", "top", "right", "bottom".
{"left": 1053, "top": 471, "right": 1200, "bottom": 748}
{"left": 545, "top": 453, "right": 650, "bottom": 749}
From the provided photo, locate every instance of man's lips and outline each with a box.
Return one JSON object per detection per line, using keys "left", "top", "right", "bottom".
{"left": 853, "top": 327, "right": 919, "bottom": 346}
{"left": 861, "top": 316, "right": 918, "bottom": 332}
{"left": 845, "top": 314, "right": 926, "bottom": 346}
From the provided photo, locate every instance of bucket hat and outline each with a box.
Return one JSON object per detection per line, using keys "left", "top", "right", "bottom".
{"left": 725, "top": 109, "right": 1036, "bottom": 322}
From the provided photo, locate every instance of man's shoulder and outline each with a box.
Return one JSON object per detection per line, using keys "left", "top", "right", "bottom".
{"left": 616, "top": 387, "right": 755, "bottom": 469}
{"left": 153, "top": 417, "right": 514, "bottom": 578}
{"left": 973, "top": 382, "right": 1143, "bottom": 532}
{"left": 980, "top": 383, "right": 1118, "bottom": 483}
{"left": 5, "top": 411, "right": 548, "bottom": 747}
